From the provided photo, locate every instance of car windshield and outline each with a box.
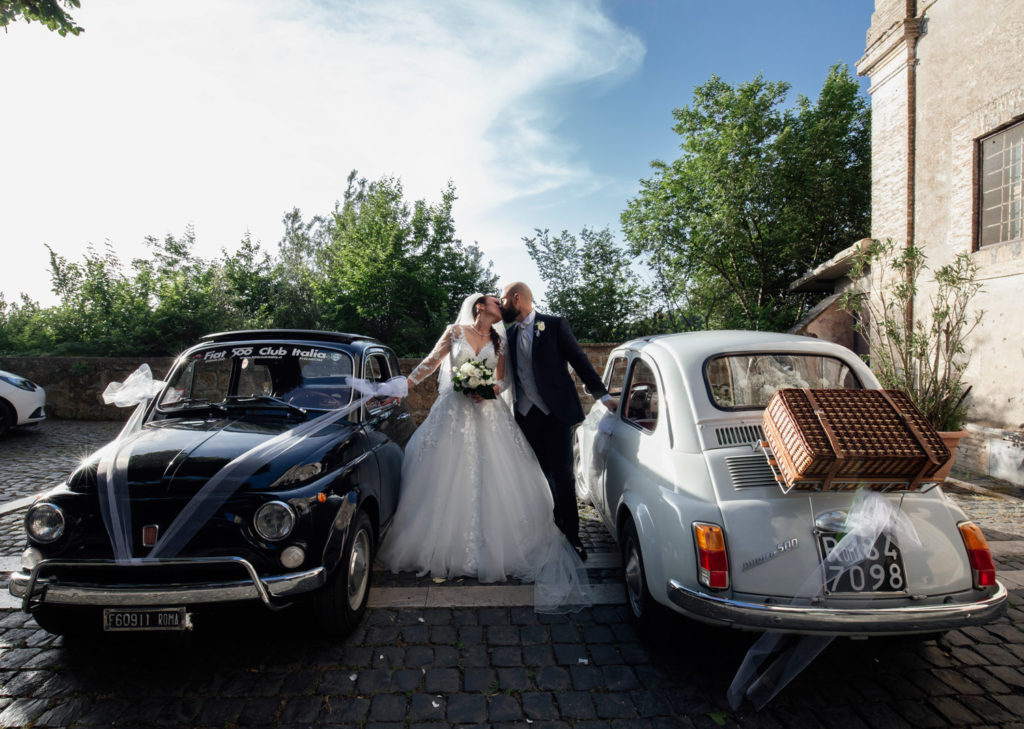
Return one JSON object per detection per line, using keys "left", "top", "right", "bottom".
{"left": 158, "top": 343, "right": 355, "bottom": 414}
{"left": 705, "top": 353, "right": 862, "bottom": 409}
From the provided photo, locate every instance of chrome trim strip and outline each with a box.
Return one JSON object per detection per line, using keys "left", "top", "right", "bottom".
{"left": 665, "top": 579, "right": 1008, "bottom": 634}
{"left": 11, "top": 558, "right": 325, "bottom": 611}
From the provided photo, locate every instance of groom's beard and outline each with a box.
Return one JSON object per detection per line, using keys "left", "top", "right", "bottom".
{"left": 500, "top": 305, "right": 519, "bottom": 324}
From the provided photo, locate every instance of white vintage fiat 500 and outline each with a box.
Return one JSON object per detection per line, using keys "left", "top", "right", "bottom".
{"left": 575, "top": 331, "right": 1006, "bottom": 635}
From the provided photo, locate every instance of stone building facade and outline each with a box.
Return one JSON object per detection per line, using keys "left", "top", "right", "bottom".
{"left": 855, "top": 0, "right": 1024, "bottom": 484}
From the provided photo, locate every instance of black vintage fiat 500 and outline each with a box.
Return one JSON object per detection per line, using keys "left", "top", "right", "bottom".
{"left": 10, "top": 330, "right": 414, "bottom": 637}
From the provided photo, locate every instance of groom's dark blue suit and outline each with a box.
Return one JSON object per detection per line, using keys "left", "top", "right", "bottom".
{"left": 508, "top": 313, "right": 608, "bottom": 551}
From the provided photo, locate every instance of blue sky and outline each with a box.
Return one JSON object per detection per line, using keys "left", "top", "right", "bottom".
{"left": 1, "top": 0, "right": 874, "bottom": 308}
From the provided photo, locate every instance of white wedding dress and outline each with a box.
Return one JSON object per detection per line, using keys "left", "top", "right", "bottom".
{"left": 378, "top": 324, "right": 589, "bottom": 613}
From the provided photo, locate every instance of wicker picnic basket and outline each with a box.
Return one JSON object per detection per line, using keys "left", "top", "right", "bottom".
{"left": 761, "top": 388, "right": 951, "bottom": 492}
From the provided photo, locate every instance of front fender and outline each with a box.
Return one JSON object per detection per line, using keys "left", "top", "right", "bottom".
{"left": 320, "top": 489, "right": 375, "bottom": 574}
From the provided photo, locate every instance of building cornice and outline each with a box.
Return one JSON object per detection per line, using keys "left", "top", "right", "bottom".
{"left": 857, "top": 18, "right": 922, "bottom": 81}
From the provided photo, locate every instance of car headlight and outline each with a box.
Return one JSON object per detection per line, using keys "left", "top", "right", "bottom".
{"left": 254, "top": 501, "right": 296, "bottom": 541}
{"left": 25, "top": 503, "right": 65, "bottom": 543}
{"left": 0, "top": 374, "right": 37, "bottom": 392}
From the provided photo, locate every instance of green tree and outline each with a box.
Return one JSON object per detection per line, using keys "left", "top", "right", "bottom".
{"left": 271, "top": 208, "right": 327, "bottom": 330}
{"left": 1, "top": 0, "right": 83, "bottom": 35}
{"left": 315, "top": 173, "right": 496, "bottom": 354}
{"left": 44, "top": 243, "right": 154, "bottom": 355}
{"left": 0, "top": 293, "right": 57, "bottom": 354}
{"left": 137, "top": 228, "right": 237, "bottom": 353}
{"left": 2, "top": 173, "right": 495, "bottom": 357}
{"left": 221, "top": 233, "right": 275, "bottom": 328}
{"left": 622, "top": 65, "right": 870, "bottom": 331}
{"left": 524, "top": 226, "right": 648, "bottom": 342}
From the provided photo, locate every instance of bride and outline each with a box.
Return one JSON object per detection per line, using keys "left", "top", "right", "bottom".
{"left": 378, "top": 292, "right": 589, "bottom": 612}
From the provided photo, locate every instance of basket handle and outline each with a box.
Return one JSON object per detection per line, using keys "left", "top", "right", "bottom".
{"left": 802, "top": 388, "right": 846, "bottom": 458}
{"left": 802, "top": 389, "right": 845, "bottom": 490}
{"left": 878, "top": 390, "right": 941, "bottom": 467}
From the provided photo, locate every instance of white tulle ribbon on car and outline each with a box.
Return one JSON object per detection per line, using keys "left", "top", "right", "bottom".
{"left": 727, "top": 489, "right": 922, "bottom": 710}
{"left": 95, "top": 365, "right": 407, "bottom": 564}
{"left": 101, "top": 363, "right": 166, "bottom": 407}
{"left": 96, "top": 364, "right": 168, "bottom": 564}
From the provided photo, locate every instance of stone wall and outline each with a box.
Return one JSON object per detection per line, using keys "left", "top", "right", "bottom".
{"left": 959, "top": 425, "right": 1024, "bottom": 488}
{"left": 0, "top": 356, "right": 176, "bottom": 421}
{"left": 1, "top": 343, "right": 620, "bottom": 425}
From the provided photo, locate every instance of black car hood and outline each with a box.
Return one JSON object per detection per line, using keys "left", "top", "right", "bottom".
{"left": 70, "top": 416, "right": 356, "bottom": 497}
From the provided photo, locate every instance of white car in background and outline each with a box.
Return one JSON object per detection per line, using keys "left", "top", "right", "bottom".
{"left": 0, "top": 369, "right": 46, "bottom": 436}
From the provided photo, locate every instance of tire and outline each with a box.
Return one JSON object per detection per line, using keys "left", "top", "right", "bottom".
{"left": 0, "top": 401, "right": 14, "bottom": 438}
{"left": 311, "top": 509, "right": 375, "bottom": 638}
{"left": 621, "top": 517, "right": 666, "bottom": 633}
{"left": 573, "top": 439, "right": 592, "bottom": 505}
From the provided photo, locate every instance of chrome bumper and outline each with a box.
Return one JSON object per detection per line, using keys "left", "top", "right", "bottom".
{"left": 666, "top": 579, "right": 1008, "bottom": 635}
{"left": 9, "top": 557, "right": 326, "bottom": 612}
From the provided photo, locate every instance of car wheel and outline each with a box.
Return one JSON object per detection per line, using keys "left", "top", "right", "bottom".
{"left": 573, "top": 439, "right": 592, "bottom": 505}
{"left": 621, "top": 517, "right": 664, "bottom": 632}
{"left": 312, "top": 509, "right": 374, "bottom": 638}
{"left": 30, "top": 606, "right": 99, "bottom": 637}
{"left": 0, "top": 401, "right": 14, "bottom": 438}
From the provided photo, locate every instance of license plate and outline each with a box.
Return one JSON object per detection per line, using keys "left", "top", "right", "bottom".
{"left": 817, "top": 533, "right": 908, "bottom": 594}
{"left": 103, "top": 607, "right": 191, "bottom": 632}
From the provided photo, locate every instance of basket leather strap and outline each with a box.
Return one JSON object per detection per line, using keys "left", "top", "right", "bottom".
{"left": 802, "top": 389, "right": 845, "bottom": 489}
{"left": 877, "top": 389, "right": 941, "bottom": 466}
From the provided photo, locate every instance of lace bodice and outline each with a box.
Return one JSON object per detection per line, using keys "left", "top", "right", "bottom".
{"left": 408, "top": 325, "right": 507, "bottom": 388}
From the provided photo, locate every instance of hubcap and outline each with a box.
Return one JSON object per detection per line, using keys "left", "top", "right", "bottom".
{"left": 347, "top": 528, "right": 371, "bottom": 610}
{"left": 623, "top": 539, "right": 644, "bottom": 617}
{"left": 574, "top": 445, "right": 590, "bottom": 501}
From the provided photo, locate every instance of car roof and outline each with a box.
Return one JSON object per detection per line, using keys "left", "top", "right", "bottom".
{"left": 621, "top": 330, "right": 861, "bottom": 362}
{"left": 200, "top": 329, "right": 381, "bottom": 346}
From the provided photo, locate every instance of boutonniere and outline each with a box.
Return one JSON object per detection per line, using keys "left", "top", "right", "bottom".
{"left": 534, "top": 321, "right": 545, "bottom": 336}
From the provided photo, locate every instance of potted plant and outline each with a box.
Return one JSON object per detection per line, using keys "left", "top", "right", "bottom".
{"left": 841, "top": 238, "right": 983, "bottom": 479}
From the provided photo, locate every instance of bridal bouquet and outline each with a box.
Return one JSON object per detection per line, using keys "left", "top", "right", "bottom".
{"left": 451, "top": 359, "right": 498, "bottom": 400}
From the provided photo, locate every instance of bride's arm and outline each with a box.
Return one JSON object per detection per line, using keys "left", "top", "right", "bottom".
{"left": 407, "top": 325, "right": 454, "bottom": 388}
{"left": 495, "top": 338, "right": 510, "bottom": 394}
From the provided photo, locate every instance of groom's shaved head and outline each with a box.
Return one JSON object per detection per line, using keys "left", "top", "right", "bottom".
{"left": 499, "top": 281, "right": 534, "bottom": 323}
{"left": 503, "top": 282, "right": 533, "bottom": 303}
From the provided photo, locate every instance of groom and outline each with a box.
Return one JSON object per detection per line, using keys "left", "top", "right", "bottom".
{"left": 500, "top": 282, "right": 617, "bottom": 562}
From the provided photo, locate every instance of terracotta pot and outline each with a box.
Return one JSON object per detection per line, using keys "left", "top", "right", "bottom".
{"left": 933, "top": 429, "right": 969, "bottom": 482}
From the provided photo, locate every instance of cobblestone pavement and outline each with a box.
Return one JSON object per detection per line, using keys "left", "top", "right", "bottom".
{"left": 0, "top": 420, "right": 121, "bottom": 504}
{"left": 0, "top": 421, "right": 1022, "bottom": 728}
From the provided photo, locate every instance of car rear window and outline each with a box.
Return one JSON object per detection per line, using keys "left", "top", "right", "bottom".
{"left": 704, "top": 353, "right": 862, "bottom": 409}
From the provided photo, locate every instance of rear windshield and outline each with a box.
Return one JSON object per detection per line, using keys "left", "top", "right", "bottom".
{"left": 705, "top": 353, "right": 862, "bottom": 409}
{"left": 159, "top": 344, "right": 355, "bottom": 412}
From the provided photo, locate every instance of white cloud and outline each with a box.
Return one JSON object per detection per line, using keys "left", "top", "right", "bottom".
{"left": 0, "top": 0, "right": 643, "bottom": 306}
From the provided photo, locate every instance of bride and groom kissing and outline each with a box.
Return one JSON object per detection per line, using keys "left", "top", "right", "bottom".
{"left": 378, "top": 282, "right": 618, "bottom": 612}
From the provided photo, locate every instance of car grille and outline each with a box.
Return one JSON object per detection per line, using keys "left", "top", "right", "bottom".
{"left": 725, "top": 454, "right": 778, "bottom": 489}
{"left": 715, "top": 424, "right": 765, "bottom": 447}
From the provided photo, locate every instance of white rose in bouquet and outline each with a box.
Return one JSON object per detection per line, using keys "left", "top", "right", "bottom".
{"left": 451, "top": 358, "right": 498, "bottom": 401}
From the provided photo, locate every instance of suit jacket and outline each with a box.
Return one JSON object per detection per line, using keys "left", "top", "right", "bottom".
{"left": 508, "top": 313, "right": 608, "bottom": 426}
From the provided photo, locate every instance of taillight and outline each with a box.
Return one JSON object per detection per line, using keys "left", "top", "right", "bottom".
{"left": 958, "top": 522, "right": 996, "bottom": 588}
{"left": 694, "top": 522, "right": 729, "bottom": 590}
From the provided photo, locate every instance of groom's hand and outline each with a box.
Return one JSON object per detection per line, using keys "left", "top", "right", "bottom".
{"left": 602, "top": 396, "right": 619, "bottom": 413}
